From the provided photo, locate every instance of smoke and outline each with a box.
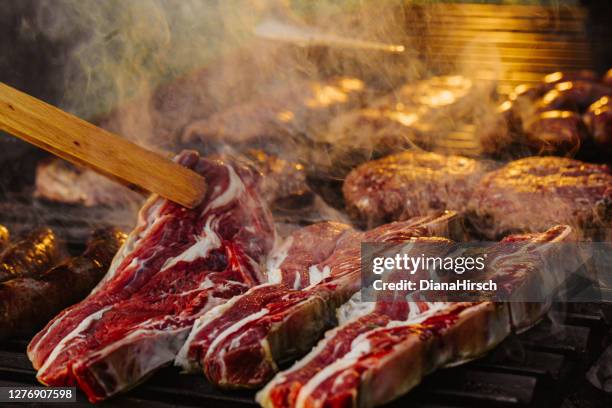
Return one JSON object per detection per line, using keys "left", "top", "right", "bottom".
{"left": 24, "top": 0, "right": 425, "bottom": 151}
{"left": 34, "top": 0, "right": 255, "bottom": 113}
{"left": 14, "top": 0, "right": 504, "bottom": 227}
{"left": 20, "top": 0, "right": 596, "bottom": 238}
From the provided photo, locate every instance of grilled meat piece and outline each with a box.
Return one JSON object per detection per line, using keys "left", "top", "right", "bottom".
{"left": 243, "top": 149, "right": 313, "bottom": 210}
{"left": 343, "top": 150, "right": 488, "bottom": 228}
{"left": 265, "top": 221, "right": 352, "bottom": 288}
{"left": 542, "top": 70, "right": 600, "bottom": 87}
{"left": 0, "top": 228, "right": 66, "bottom": 283}
{"left": 523, "top": 110, "right": 588, "bottom": 156}
{"left": 479, "top": 70, "right": 612, "bottom": 160}
{"left": 181, "top": 77, "right": 366, "bottom": 152}
{"left": 468, "top": 156, "right": 612, "bottom": 239}
{"left": 584, "top": 96, "right": 612, "bottom": 150}
{"left": 311, "top": 75, "right": 481, "bottom": 177}
{"left": 0, "top": 228, "right": 126, "bottom": 339}
{"left": 35, "top": 158, "right": 143, "bottom": 208}
{"left": 536, "top": 81, "right": 612, "bottom": 113}
{"left": 603, "top": 68, "right": 612, "bottom": 87}
{"left": 0, "top": 225, "right": 9, "bottom": 253}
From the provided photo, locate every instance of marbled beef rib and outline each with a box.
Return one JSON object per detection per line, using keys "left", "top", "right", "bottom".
{"left": 175, "top": 211, "right": 458, "bottom": 389}
{"left": 27, "top": 151, "right": 275, "bottom": 402}
{"left": 258, "top": 225, "right": 573, "bottom": 408}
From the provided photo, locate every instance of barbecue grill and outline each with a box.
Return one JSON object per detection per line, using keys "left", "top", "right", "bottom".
{"left": 0, "top": 1, "right": 611, "bottom": 407}
{"left": 0, "top": 299, "right": 609, "bottom": 407}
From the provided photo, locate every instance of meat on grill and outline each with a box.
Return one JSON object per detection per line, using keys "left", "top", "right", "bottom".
{"left": 240, "top": 149, "right": 314, "bottom": 211}
{"left": 343, "top": 150, "right": 488, "bottom": 228}
{"left": 27, "top": 151, "right": 275, "bottom": 402}
{"left": 0, "top": 225, "right": 9, "bottom": 253}
{"left": 0, "top": 228, "right": 126, "bottom": 339}
{"left": 258, "top": 225, "right": 573, "bottom": 408}
{"left": 176, "top": 212, "right": 458, "bottom": 389}
{"left": 536, "top": 81, "right": 612, "bottom": 113}
{"left": 584, "top": 96, "right": 612, "bottom": 150}
{"left": 542, "top": 70, "right": 600, "bottom": 88}
{"left": 265, "top": 221, "right": 352, "bottom": 288}
{"left": 181, "top": 77, "right": 367, "bottom": 152}
{"left": 468, "top": 156, "right": 612, "bottom": 239}
{"left": 523, "top": 110, "right": 588, "bottom": 156}
{"left": 479, "top": 70, "right": 612, "bottom": 159}
{"left": 604, "top": 68, "right": 612, "bottom": 87}
{"left": 35, "top": 158, "right": 143, "bottom": 208}
{"left": 0, "top": 227, "right": 66, "bottom": 283}
{"left": 310, "top": 75, "right": 482, "bottom": 177}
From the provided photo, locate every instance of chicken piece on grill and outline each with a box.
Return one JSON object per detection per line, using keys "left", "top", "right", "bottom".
{"left": 343, "top": 150, "right": 488, "bottom": 228}
{"left": 468, "top": 156, "right": 612, "bottom": 239}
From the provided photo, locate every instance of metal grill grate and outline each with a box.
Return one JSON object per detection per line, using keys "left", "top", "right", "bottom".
{"left": 406, "top": 3, "right": 594, "bottom": 94}
{"left": 0, "top": 301, "right": 609, "bottom": 408}
{"left": 0, "top": 3, "right": 609, "bottom": 407}
{"left": 398, "top": 3, "right": 596, "bottom": 157}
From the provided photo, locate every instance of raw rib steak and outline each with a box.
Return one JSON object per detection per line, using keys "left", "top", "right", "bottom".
{"left": 257, "top": 225, "right": 573, "bottom": 408}
{"left": 175, "top": 211, "right": 458, "bottom": 389}
{"left": 27, "top": 151, "right": 275, "bottom": 402}
{"left": 343, "top": 150, "right": 488, "bottom": 227}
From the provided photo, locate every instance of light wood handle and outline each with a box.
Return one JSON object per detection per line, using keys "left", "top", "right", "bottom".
{"left": 0, "top": 82, "right": 206, "bottom": 209}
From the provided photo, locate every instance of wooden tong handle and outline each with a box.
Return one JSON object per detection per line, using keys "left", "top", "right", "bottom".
{"left": 0, "top": 82, "right": 206, "bottom": 209}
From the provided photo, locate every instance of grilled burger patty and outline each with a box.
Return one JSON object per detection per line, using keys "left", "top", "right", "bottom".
{"left": 467, "top": 156, "right": 612, "bottom": 239}
{"left": 343, "top": 150, "right": 488, "bottom": 228}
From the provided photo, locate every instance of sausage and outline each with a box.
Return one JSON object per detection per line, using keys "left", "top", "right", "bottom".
{"left": 584, "top": 96, "right": 612, "bottom": 149}
{"left": 477, "top": 100, "right": 516, "bottom": 157}
{"left": 537, "top": 81, "right": 612, "bottom": 113}
{"left": 507, "top": 84, "right": 545, "bottom": 130}
{"left": 603, "top": 68, "right": 612, "bottom": 87}
{"left": 0, "top": 227, "right": 66, "bottom": 283}
{"left": 0, "top": 227, "right": 126, "bottom": 339}
{"left": 542, "top": 70, "right": 599, "bottom": 87}
{"left": 0, "top": 225, "right": 9, "bottom": 254}
{"left": 523, "top": 110, "right": 587, "bottom": 156}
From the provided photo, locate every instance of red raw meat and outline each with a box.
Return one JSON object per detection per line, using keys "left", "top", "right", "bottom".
{"left": 258, "top": 225, "right": 573, "bottom": 408}
{"left": 176, "top": 212, "right": 458, "bottom": 389}
{"left": 27, "top": 151, "right": 275, "bottom": 402}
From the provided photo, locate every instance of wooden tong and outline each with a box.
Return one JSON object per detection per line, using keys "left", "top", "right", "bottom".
{"left": 0, "top": 82, "right": 206, "bottom": 209}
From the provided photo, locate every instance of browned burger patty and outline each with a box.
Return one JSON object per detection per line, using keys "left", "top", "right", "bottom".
{"left": 468, "top": 156, "right": 612, "bottom": 239}
{"left": 342, "top": 150, "right": 488, "bottom": 227}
